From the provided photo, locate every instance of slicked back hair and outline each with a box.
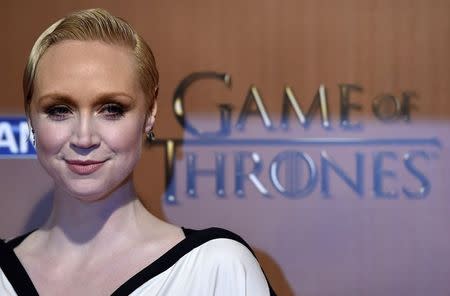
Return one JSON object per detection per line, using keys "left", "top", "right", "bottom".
{"left": 23, "top": 8, "right": 159, "bottom": 115}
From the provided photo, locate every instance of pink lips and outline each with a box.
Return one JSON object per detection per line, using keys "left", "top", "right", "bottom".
{"left": 65, "top": 159, "right": 106, "bottom": 175}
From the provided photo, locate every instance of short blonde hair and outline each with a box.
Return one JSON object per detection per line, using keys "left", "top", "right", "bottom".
{"left": 23, "top": 8, "right": 159, "bottom": 114}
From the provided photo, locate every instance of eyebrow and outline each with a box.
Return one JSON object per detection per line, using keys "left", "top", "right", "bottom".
{"left": 36, "top": 92, "right": 137, "bottom": 106}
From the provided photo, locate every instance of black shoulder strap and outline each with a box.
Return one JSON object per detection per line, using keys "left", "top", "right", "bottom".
{"left": 182, "top": 227, "right": 257, "bottom": 256}
{"left": 0, "top": 235, "right": 40, "bottom": 296}
{"left": 183, "top": 227, "right": 277, "bottom": 296}
{"left": 112, "top": 227, "right": 277, "bottom": 296}
{"left": 4, "top": 231, "right": 34, "bottom": 249}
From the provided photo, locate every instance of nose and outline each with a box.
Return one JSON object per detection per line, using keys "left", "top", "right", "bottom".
{"left": 70, "top": 113, "right": 101, "bottom": 150}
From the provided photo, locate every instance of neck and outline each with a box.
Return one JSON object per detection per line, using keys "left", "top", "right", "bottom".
{"left": 42, "top": 178, "right": 145, "bottom": 246}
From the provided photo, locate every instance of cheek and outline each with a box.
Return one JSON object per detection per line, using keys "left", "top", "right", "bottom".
{"left": 35, "top": 122, "right": 71, "bottom": 154}
{"left": 100, "top": 118, "right": 144, "bottom": 154}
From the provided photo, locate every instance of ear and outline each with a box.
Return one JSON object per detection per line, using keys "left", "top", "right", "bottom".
{"left": 144, "top": 100, "right": 158, "bottom": 133}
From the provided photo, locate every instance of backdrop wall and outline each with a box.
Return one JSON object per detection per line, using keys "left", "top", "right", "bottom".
{"left": 1, "top": 1, "right": 449, "bottom": 295}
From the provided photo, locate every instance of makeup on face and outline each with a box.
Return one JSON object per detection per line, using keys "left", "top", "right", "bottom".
{"left": 29, "top": 40, "right": 153, "bottom": 200}
{"left": 36, "top": 94, "right": 136, "bottom": 121}
{"left": 65, "top": 159, "right": 107, "bottom": 175}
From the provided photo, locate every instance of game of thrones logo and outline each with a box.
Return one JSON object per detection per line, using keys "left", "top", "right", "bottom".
{"left": 154, "top": 72, "right": 440, "bottom": 205}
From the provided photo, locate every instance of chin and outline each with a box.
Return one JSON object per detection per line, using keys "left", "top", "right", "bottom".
{"left": 63, "top": 186, "right": 111, "bottom": 202}
{"left": 62, "top": 173, "right": 133, "bottom": 202}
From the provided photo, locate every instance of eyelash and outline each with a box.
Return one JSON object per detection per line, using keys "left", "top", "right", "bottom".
{"left": 99, "top": 103, "right": 126, "bottom": 120}
{"left": 44, "top": 103, "right": 126, "bottom": 121}
{"left": 45, "top": 105, "right": 72, "bottom": 121}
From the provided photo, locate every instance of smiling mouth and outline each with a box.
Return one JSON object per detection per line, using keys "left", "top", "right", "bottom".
{"left": 65, "top": 159, "right": 107, "bottom": 175}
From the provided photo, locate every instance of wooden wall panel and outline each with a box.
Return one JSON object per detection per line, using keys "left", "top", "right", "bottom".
{"left": 1, "top": 1, "right": 449, "bottom": 295}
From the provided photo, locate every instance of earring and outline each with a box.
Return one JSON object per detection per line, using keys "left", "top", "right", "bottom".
{"left": 146, "top": 130, "right": 156, "bottom": 142}
{"left": 31, "top": 128, "right": 36, "bottom": 147}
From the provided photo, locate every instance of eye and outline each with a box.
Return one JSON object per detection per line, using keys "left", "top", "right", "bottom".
{"left": 45, "top": 105, "right": 72, "bottom": 121}
{"left": 99, "top": 103, "right": 125, "bottom": 120}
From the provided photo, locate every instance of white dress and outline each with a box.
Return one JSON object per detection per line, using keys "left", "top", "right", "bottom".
{"left": 0, "top": 227, "right": 275, "bottom": 295}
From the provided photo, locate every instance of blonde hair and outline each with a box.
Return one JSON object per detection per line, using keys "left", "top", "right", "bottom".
{"left": 23, "top": 8, "right": 159, "bottom": 114}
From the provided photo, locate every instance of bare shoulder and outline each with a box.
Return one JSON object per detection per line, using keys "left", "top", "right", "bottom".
{"left": 7, "top": 229, "right": 42, "bottom": 256}
{"left": 137, "top": 217, "right": 185, "bottom": 250}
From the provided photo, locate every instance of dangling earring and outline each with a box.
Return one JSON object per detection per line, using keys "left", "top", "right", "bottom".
{"left": 31, "top": 128, "right": 36, "bottom": 147}
{"left": 146, "top": 130, "right": 155, "bottom": 142}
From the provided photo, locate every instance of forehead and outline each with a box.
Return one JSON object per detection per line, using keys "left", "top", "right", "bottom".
{"left": 33, "top": 40, "right": 141, "bottom": 100}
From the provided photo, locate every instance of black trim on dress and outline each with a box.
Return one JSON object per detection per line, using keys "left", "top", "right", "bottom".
{"left": 0, "top": 227, "right": 277, "bottom": 296}
{"left": 0, "top": 236, "right": 40, "bottom": 296}
{"left": 112, "top": 227, "right": 277, "bottom": 296}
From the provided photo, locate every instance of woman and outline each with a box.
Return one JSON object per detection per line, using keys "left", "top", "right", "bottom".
{"left": 0, "top": 8, "right": 275, "bottom": 296}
